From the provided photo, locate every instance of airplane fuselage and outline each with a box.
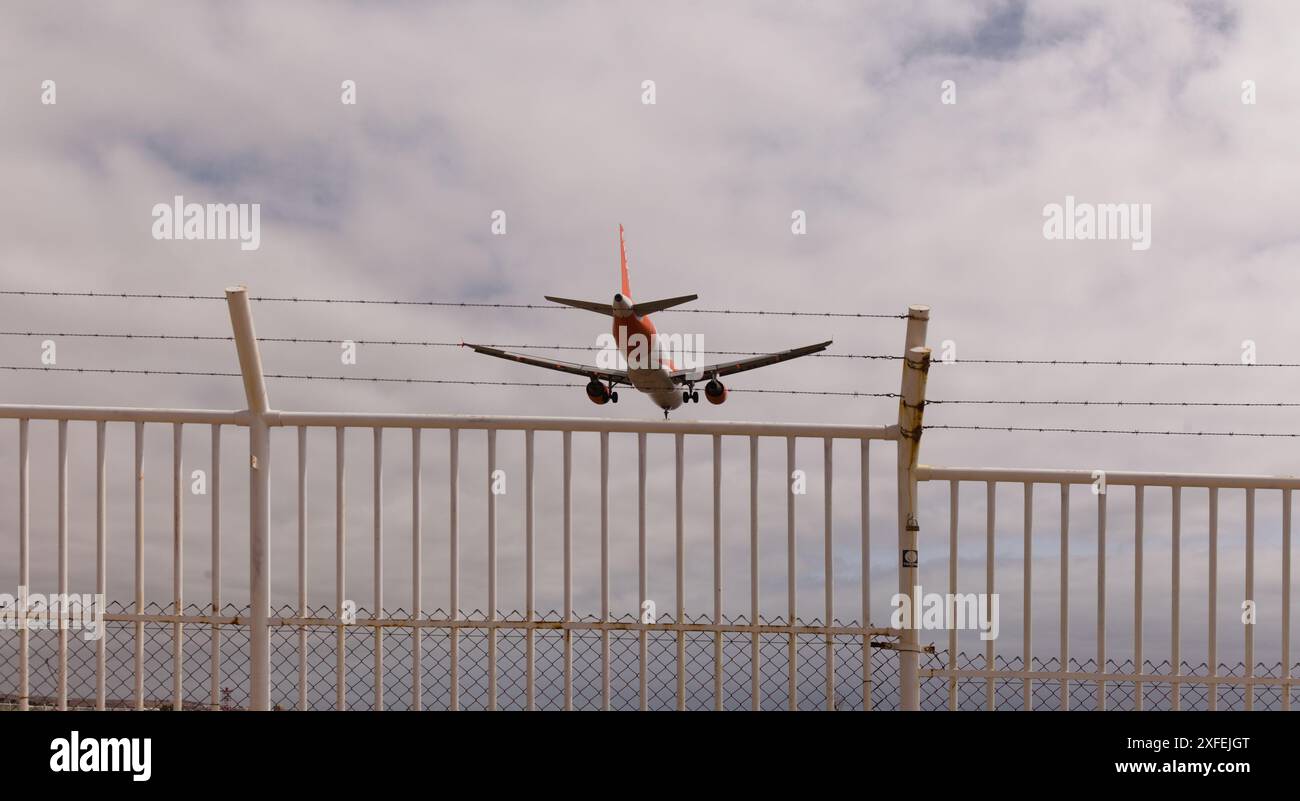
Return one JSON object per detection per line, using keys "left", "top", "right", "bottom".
{"left": 612, "top": 292, "right": 683, "bottom": 412}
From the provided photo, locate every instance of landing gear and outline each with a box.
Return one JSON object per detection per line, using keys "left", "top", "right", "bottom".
{"left": 608, "top": 381, "right": 619, "bottom": 403}
{"left": 663, "top": 407, "right": 670, "bottom": 420}
{"left": 682, "top": 383, "right": 700, "bottom": 403}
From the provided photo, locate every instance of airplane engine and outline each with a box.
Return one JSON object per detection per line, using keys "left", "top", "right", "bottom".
{"left": 586, "top": 379, "right": 610, "bottom": 404}
{"left": 704, "top": 379, "right": 727, "bottom": 404}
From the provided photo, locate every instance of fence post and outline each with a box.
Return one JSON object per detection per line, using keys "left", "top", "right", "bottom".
{"left": 226, "top": 286, "right": 273, "bottom": 711}
{"left": 897, "top": 306, "right": 930, "bottom": 711}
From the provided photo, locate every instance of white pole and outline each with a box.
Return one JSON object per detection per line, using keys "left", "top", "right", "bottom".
{"left": 18, "top": 419, "right": 29, "bottom": 711}
{"left": 896, "top": 305, "right": 930, "bottom": 711}
{"left": 298, "top": 427, "right": 308, "bottom": 711}
{"left": 411, "top": 428, "right": 422, "bottom": 711}
{"left": 373, "top": 428, "right": 384, "bottom": 711}
{"left": 172, "top": 422, "right": 184, "bottom": 711}
{"left": 226, "top": 286, "right": 272, "bottom": 711}
{"left": 57, "top": 420, "right": 68, "bottom": 710}
{"left": 600, "top": 431, "right": 610, "bottom": 710}
{"left": 210, "top": 425, "right": 222, "bottom": 711}
{"left": 96, "top": 421, "right": 107, "bottom": 710}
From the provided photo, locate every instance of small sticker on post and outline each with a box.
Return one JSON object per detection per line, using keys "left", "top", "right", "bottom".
{"left": 902, "top": 549, "right": 918, "bottom": 568}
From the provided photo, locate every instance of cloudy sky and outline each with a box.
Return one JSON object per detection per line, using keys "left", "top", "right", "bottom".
{"left": 2, "top": 1, "right": 1298, "bottom": 689}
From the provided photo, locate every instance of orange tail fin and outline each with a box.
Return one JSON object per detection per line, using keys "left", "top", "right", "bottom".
{"left": 619, "top": 224, "right": 632, "bottom": 298}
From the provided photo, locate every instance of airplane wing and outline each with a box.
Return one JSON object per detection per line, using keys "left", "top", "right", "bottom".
{"left": 464, "top": 343, "right": 628, "bottom": 384}
{"left": 668, "top": 340, "right": 832, "bottom": 383}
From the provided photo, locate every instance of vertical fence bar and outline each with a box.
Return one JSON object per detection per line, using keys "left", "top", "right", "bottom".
{"left": 675, "top": 433, "right": 685, "bottom": 711}
{"left": 1097, "top": 488, "right": 1107, "bottom": 710}
{"left": 948, "top": 480, "right": 958, "bottom": 711}
{"left": 96, "top": 421, "right": 106, "bottom": 710}
{"left": 449, "top": 428, "right": 459, "bottom": 711}
{"left": 986, "top": 481, "right": 995, "bottom": 711}
{"left": 18, "top": 419, "right": 29, "bottom": 711}
{"left": 823, "top": 437, "right": 835, "bottom": 710}
{"left": 297, "top": 427, "right": 307, "bottom": 710}
{"left": 562, "top": 430, "right": 572, "bottom": 711}
{"left": 525, "top": 430, "right": 535, "bottom": 711}
{"left": 638, "top": 432, "right": 648, "bottom": 710}
{"left": 1022, "top": 482, "right": 1032, "bottom": 710}
{"left": 1244, "top": 488, "right": 1255, "bottom": 711}
{"left": 861, "top": 439, "right": 872, "bottom": 711}
{"left": 1171, "top": 486, "right": 1181, "bottom": 711}
{"left": 57, "top": 419, "right": 68, "bottom": 710}
{"left": 226, "top": 287, "right": 271, "bottom": 711}
{"left": 336, "top": 427, "right": 347, "bottom": 711}
{"left": 411, "top": 429, "right": 422, "bottom": 711}
{"left": 750, "top": 435, "right": 760, "bottom": 711}
{"left": 712, "top": 433, "right": 723, "bottom": 711}
{"left": 1059, "top": 483, "right": 1068, "bottom": 711}
{"left": 1284, "top": 489, "right": 1292, "bottom": 712}
{"left": 1134, "top": 485, "right": 1144, "bottom": 710}
{"left": 134, "top": 421, "right": 144, "bottom": 710}
{"left": 210, "top": 425, "right": 220, "bottom": 710}
{"left": 1208, "top": 487, "right": 1218, "bottom": 710}
{"left": 600, "top": 431, "right": 609, "bottom": 711}
{"left": 373, "top": 428, "right": 384, "bottom": 711}
{"left": 171, "top": 422, "right": 183, "bottom": 711}
{"left": 787, "top": 435, "right": 797, "bottom": 711}
{"left": 487, "top": 429, "right": 497, "bottom": 711}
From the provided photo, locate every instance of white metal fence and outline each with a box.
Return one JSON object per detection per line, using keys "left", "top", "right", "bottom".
{"left": 1, "top": 289, "right": 1294, "bottom": 709}
{"left": 916, "top": 467, "right": 1295, "bottom": 710}
{"left": 0, "top": 289, "right": 927, "bottom": 710}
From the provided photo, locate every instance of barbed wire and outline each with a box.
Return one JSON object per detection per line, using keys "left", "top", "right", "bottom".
{"left": 928, "top": 398, "right": 1300, "bottom": 408}
{"left": 0, "top": 330, "right": 901, "bottom": 359}
{"left": 0, "top": 290, "right": 906, "bottom": 318}
{"left": 8, "top": 356, "right": 1300, "bottom": 407}
{"left": 8, "top": 323, "right": 1294, "bottom": 367}
{"left": 0, "top": 364, "right": 571, "bottom": 387}
{"left": 250, "top": 295, "right": 907, "bottom": 318}
{"left": 925, "top": 424, "right": 1300, "bottom": 438}
{"left": 0, "top": 290, "right": 225, "bottom": 301}
{"left": 928, "top": 357, "right": 1300, "bottom": 368}
{"left": 0, "top": 365, "right": 898, "bottom": 397}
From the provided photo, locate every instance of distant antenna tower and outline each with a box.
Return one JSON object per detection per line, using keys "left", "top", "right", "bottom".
{"left": 221, "top": 687, "right": 235, "bottom": 711}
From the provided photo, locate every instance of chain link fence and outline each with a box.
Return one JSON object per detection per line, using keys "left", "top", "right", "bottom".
{"left": 920, "top": 651, "right": 1298, "bottom": 711}
{"left": 1, "top": 601, "right": 901, "bottom": 710}
{"left": 2, "top": 601, "right": 1293, "bottom": 710}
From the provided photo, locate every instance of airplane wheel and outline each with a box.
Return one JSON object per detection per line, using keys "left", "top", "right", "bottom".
{"left": 683, "top": 391, "right": 691, "bottom": 403}
{"left": 691, "top": 391, "right": 700, "bottom": 403}
{"left": 611, "top": 391, "right": 618, "bottom": 403}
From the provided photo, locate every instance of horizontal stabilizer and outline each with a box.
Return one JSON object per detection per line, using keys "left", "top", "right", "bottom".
{"left": 632, "top": 294, "right": 698, "bottom": 316}
{"left": 544, "top": 296, "right": 614, "bottom": 316}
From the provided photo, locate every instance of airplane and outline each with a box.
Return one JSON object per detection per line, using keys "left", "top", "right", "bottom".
{"left": 464, "top": 225, "right": 832, "bottom": 418}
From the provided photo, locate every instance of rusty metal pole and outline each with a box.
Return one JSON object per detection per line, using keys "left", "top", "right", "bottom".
{"left": 227, "top": 286, "right": 272, "bottom": 711}
{"left": 897, "top": 306, "right": 930, "bottom": 711}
